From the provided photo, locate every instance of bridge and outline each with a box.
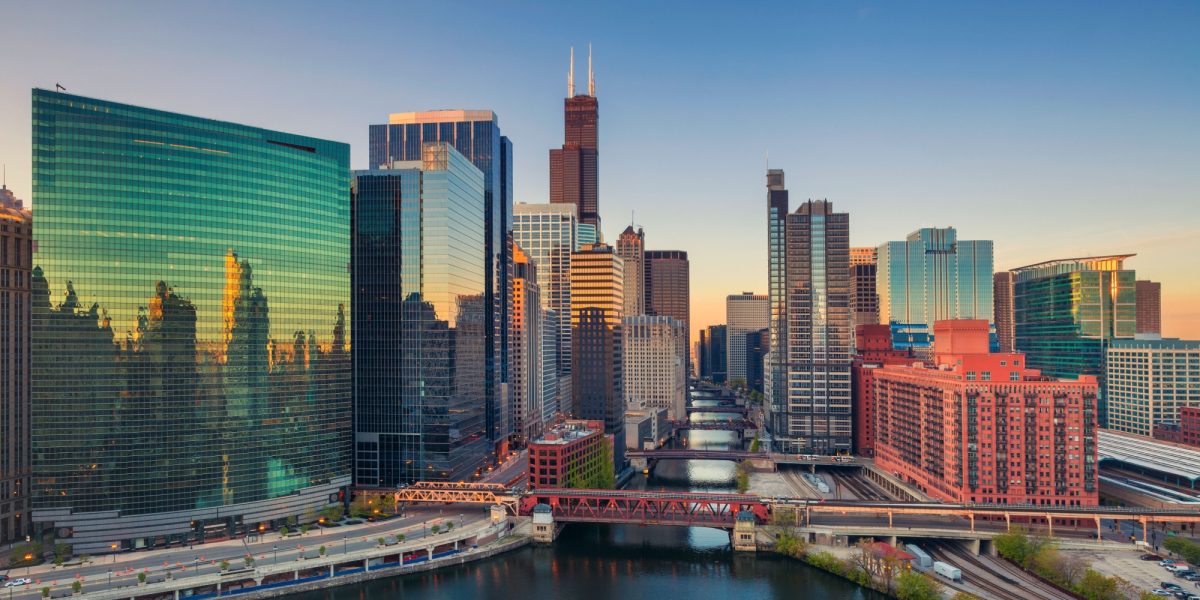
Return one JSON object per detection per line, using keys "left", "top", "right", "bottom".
{"left": 382, "top": 482, "right": 520, "bottom": 512}
{"left": 685, "top": 405, "right": 748, "bottom": 415}
{"left": 519, "top": 488, "right": 770, "bottom": 528}
{"left": 668, "top": 419, "right": 756, "bottom": 432}
{"left": 626, "top": 449, "right": 765, "bottom": 461}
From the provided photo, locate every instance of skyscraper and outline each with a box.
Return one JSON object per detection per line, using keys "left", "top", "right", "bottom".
{"left": 1013, "top": 255, "right": 1137, "bottom": 427}
{"left": 1, "top": 183, "right": 30, "bottom": 544}
{"left": 616, "top": 225, "right": 645, "bottom": 317}
{"left": 726, "top": 292, "right": 769, "bottom": 386}
{"left": 550, "top": 46, "right": 600, "bottom": 230}
{"left": 513, "top": 203, "right": 577, "bottom": 415}
{"left": 352, "top": 146, "right": 489, "bottom": 485}
{"left": 877, "top": 227, "right": 994, "bottom": 346}
{"left": 368, "top": 109, "right": 512, "bottom": 449}
{"left": 993, "top": 271, "right": 1016, "bottom": 352}
{"left": 780, "top": 200, "right": 853, "bottom": 453}
{"left": 570, "top": 243, "right": 624, "bottom": 469}
{"left": 850, "top": 247, "right": 879, "bottom": 329}
{"left": 1136, "top": 280, "right": 1162, "bottom": 335}
{"left": 766, "top": 169, "right": 789, "bottom": 443}
{"left": 745, "top": 328, "right": 770, "bottom": 394}
{"left": 31, "top": 89, "right": 351, "bottom": 552}
{"left": 623, "top": 315, "right": 687, "bottom": 420}
{"left": 644, "top": 250, "right": 690, "bottom": 372}
{"left": 510, "top": 243, "right": 545, "bottom": 446}
{"left": 700, "top": 324, "right": 728, "bottom": 383}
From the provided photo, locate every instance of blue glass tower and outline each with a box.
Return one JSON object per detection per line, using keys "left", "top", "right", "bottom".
{"left": 369, "top": 111, "right": 512, "bottom": 452}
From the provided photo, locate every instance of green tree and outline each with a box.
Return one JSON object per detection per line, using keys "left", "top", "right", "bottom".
{"left": 1074, "top": 568, "right": 1119, "bottom": 600}
{"left": 220, "top": 560, "right": 229, "bottom": 571}
{"left": 280, "top": 526, "right": 290, "bottom": 537}
{"left": 41, "top": 587, "right": 50, "bottom": 598}
{"left": 734, "top": 463, "right": 750, "bottom": 494}
{"left": 71, "top": 581, "right": 81, "bottom": 594}
{"left": 1164, "top": 537, "right": 1200, "bottom": 564}
{"left": 138, "top": 572, "right": 147, "bottom": 583}
{"left": 431, "top": 525, "right": 441, "bottom": 535}
{"left": 318, "top": 546, "right": 326, "bottom": 556}
{"left": 749, "top": 435, "right": 760, "bottom": 452}
{"left": 895, "top": 570, "right": 942, "bottom": 600}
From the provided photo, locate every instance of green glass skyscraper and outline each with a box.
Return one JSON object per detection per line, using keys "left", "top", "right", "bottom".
{"left": 31, "top": 89, "right": 351, "bottom": 553}
{"left": 1013, "top": 254, "right": 1137, "bottom": 427}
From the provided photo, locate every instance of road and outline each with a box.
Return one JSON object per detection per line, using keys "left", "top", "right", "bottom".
{"left": 3, "top": 505, "right": 490, "bottom": 599}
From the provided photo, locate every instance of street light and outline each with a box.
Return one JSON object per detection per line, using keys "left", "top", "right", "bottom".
{"left": 24, "top": 553, "right": 33, "bottom": 576}
{"left": 111, "top": 543, "right": 119, "bottom": 562}
{"left": 107, "top": 569, "right": 112, "bottom": 587}
{"left": 342, "top": 535, "right": 348, "bottom": 555}
{"left": 272, "top": 545, "right": 278, "bottom": 566}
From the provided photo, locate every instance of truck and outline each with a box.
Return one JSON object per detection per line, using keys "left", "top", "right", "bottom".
{"left": 905, "top": 544, "right": 933, "bottom": 571}
{"left": 933, "top": 561, "right": 962, "bottom": 582}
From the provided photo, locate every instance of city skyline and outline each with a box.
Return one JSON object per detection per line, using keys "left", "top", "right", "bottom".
{"left": 1, "top": 1, "right": 1198, "bottom": 348}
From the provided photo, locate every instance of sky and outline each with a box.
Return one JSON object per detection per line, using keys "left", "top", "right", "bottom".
{"left": 1, "top": 0, "right": 1198, "bottom": 344}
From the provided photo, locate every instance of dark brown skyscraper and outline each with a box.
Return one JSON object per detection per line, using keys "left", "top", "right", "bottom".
{"left": 1136, "top": 280, "right": 1161, "bottom": 335}
{"left": 1, "top": 184, "right": 31, "bottom": 544}
{"left": 994, "top": 271, "right": 1016, "bottom": 352}
{"left": 550, "top": 46, "right": 600, "bottom": 230}
{"left": 644, "top": 250, "right": 690, "bottom": 373}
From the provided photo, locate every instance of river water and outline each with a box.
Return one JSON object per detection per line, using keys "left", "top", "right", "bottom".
{"left": 289, "top": 397, "right": 884, "bottom": 600}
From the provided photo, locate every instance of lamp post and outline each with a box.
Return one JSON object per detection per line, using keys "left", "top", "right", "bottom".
{"left": 272, "top": 545, "right": 278, "bottom": 566}
{"left": 111, "top": 543, "right": 119, "bottom": 562}
{"left": 24, "top": 553, "right": 33, "bottom": 577}
{"left": 342, "top": 535, "right": 348, "bottom": 555}
{"left": 107, "top": 569, "right": 112, "bottom": 587}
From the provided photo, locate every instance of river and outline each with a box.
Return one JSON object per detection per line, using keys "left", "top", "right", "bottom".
{"left": 287, "top": 395, "right": 885, "bottom": 600}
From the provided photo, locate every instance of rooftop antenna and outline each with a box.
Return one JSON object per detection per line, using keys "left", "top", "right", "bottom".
{"left": 588, "top": 43, "right": 595, "bottom": 96}
{"left": 568, "top": 47, "right": 575, "bottom": 97}
{"left": 55, "top": 83, "right": 66, "bottom": 92}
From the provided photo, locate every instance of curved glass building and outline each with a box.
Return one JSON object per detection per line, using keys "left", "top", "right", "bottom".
{"left": 30, "top": 89, "right": 351, "bottom": 552}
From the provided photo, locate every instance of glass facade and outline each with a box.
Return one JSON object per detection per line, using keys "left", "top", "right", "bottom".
{"left": 31, "top": 89, "right": 351, "bottom": 552}
{"left": 1013, "top": 256, "right": 1137, "bottom": 426}
{"left": 352, "top": 144, "right": 488, "bottom": 485}
{"left": 766, "top": 170, "right": 788, "bottom": 443}
{"left": 369, "top": 112, "right": 511, "bottom": 448}
{"left": 877, "top": 227, "right": 994, "bottom": 348}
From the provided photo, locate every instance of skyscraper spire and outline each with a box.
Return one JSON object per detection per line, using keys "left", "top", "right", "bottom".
{"left": 568, "top": 46, "right": 575, "bottom": 97}
{"left": 588, "top": 43, "right": 595, "bottom": 97}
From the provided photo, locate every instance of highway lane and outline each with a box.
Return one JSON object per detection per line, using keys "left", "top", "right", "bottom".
{"left": 4, "top": 506, "right": 491, "bottom": 599}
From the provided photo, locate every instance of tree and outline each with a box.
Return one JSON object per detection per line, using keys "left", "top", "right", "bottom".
{"left": 749, "top": 435, "right": 761, "bottom": 453}
{"left": 431, "top": 525, "right": 442, "bottom": 535}
{"left": 446, "top": 521, "right": 454, "bottom": 531}
{"left": 243, "top": 556, "right": 254, "bottom": 568}
{"left": 280, "top": 526, "right": 289, "bottom": 538}
{"left": 895, "top": 570, "right": 942, "bottom": 600}
{"left": 397, "top": 534, "right": 405, "bottom": 543}
{"left": 773, "top": 531, "right": 806, "bottom": 558}
{"left": 71, "top": 581, "right": 81, "bottom": 595}
{"left": 734, "top": 463, "right": 750, "bottom": 494}
{"left": 377, "top": 537, "right": 386, "bottom": 546}
{"left": 318, "top": 546, "right": 327, "bottom": 556}
{"left": 220, "top": 560, "right": 230, "bottom": 571}
{"left": 1075, "top": 568, "right": 1120, "bottom": 600}
{"left": 41, "top": 587, "right": 50, "bottom": 598}
{"left": 1164, "top": 537, "right": 1200, "bottom": 564}
{"left": 138, "top": 572, "right": 147, "bottom": 584}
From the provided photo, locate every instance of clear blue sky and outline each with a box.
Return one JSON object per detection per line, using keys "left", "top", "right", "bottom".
{"left": 2, "top": 0, "right": 1198, "bottom": 339}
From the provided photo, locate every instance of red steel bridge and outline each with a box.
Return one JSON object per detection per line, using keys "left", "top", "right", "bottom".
{"left": 519, "top": 488, "right": 770, "bottom": 528}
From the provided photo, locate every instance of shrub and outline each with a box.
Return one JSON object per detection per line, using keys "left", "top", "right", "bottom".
{"left": 244, "top": 556, "right": 254, "bottom": 567}
{"left": 446, "top": 521, "right": 454, "bottom": 531}
{"left": 138, "top": 572, "right": 147, "bottom": 583}
{"left": 397, "top": 534, "right": 405, "bottom": 543}
{"left": 378, "top": 537, "right": 386, "bottom": 546}
{"left": 71, "top": 581, "right": 81, "bottom": 594}
{"left": 280, "top": 526, "right": 289, "bottom": 537}
{"left": 41, "top": 587, "right": 50, "bottom": 598}
{"left": 895, "top": 571, "right": 942, "bottom": 600}
{"left": 431, "top": 525, "right": 442, "bottom": 535}
{"left": 318, "top": 545, "right": 326, "bottom": 556}
{"left": 1165, "top": 537, "right": 1200, "bottom": 565}
{"left": 219, "top": 560, "right": 229, "bottom": 571}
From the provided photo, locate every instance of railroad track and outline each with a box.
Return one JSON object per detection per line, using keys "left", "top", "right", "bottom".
{"left": 922, "top": 541, "right": 1027, "bottom": 600}
{"left": 824, "top": 469, "right": 892, "bottom": 501}
{"left": 930, "top": 542, "right": 1069, "bottom": 600}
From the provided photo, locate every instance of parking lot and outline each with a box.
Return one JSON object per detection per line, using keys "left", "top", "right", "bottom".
{"left": 1066, "top": 547, "right": 1200, "bottom": 597}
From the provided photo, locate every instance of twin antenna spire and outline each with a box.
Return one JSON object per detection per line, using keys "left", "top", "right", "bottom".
{"left": 567, "top": 44, "right": 595, "bottom": 97}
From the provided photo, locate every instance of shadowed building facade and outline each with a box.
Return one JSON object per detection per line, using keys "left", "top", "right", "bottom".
{"left": 1136, "top": 280, "right": 1161, "bottom": 335}
{"left": 1, "top": 184, "right": 31, "bottom": 544}
{"left": 352, "top": 144, "right": 488, "bottom": 485}
{"left": 31, "top": 89, "right": 351, "bottom": 552}
{"left": 643, "top": 250, "right": 690, "bottom": 373}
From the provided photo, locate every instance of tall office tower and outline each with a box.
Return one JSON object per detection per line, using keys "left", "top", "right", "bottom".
{"left": 1136, "top": 280, "right": 1162, "bottom": 335}
{"left": 352, "top": 145, "right": 488, "bottom": 485}
{"left": 644, "top": 250, "right": 690, "bottom": 372}
{"left": 699, "top": 329, "right": 710, "bottom": 379}
{"left": 1, "top": 184, "right": 31, "bottom": 544}
{"left": 576, "top": 222, "right": 599, "bottom": 247}
{"left": 616, "top": 226, "right": 645, "bottom": 317}
{"left": 744, "top": 328, "right": 770, "bottom": 394}
{"left": 31, "top": 90, "right": 351, "bottom": 552}
{"left": 513, "top": 203, "right": 577, "bottom": 415}
{"left": 874, "top": 320, "right": 1098, "bottom": 505}
{"left": 850, "top": 325, "right": 911, "bottom": 457}
{"left": 623, "top": 316, "right": 687, "bottom": 420}
{"left": 766, "top": 169, "right": 789, "bottom": 447}
{"left": 849, "top": 247, "right": 879, "bottom": 329}
{"left": 993, "top": 271, "right": 1016, "bottom": 352}
{"left": 541, "top": 308, "right": 561, "bottom": 424}
{"left": 550, "top": 46, "right": 600, "bottom": 230}
{"left": 510, "top": 243, "right": 545, "bottom": 446}
{"left": 1013, "top": 255, "right": 1137, "bottom": 427}
{"left": 876, "top": 227, "right": 994, "bottom": 348}
{"left": 726, "top": 293, "right": 769, "bottom": 386}
{"left": 369, "top": 110, "right": 512, "bottom": 451}
{"left": 570, "top": 243, "right": 624, "bottom": 469}
{"left": 779, "top": 201, "right": 853, "bottom": 453}
{"left": 707, "top": 325, "right": 728, "bottom": 383}
{"left": 1106, "top": 339, "right": 1200, "bottom": 437}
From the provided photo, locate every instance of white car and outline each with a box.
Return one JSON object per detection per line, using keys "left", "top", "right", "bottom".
{"left": 1152, "top": 590, "right": 1172, "bottom": 597}
{"left": 3, "top": 578, "right": 32, "bottom": 588}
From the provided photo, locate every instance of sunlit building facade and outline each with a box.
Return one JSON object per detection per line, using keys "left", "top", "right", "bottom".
{"left": 850, "top": 247, "right": 879, "bottom": 329}
{"left": 570, "top": 243, "right": 624, "bottom": 469}
{"left": 1013, "top": 255, "right": 1137, "bottom": 426}
{"left": 644, "top": 249, "right": 690, "bottom": 373}
{"left": 510, "top": 243, "right": 545, "bottom": 446}
{"left": 727, "top": 293, "right": 769, "bottom": 387}
{"left": 615, "top": 226, "right": 644, "bottom": 317}
{"left": 31, "top": 90, "right": 352, "bottom": 552}
{"left": 1106, "top": 338, "right": 1200, "bottom": 438}
{"left": 623, "top": 315, "right": 686, "bottom": 420}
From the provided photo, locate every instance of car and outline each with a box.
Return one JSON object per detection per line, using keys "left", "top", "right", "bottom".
{"left": 1145, "top": 554, "right": 1167, "bottom": 561}
{"left": 1153, "top": 590, "right": 1173, "bottom": 598}
{"left": 1178, "top": 570, "right": 1198, "bottom": 579}
{"left": 1164, "top": 582, "right": 1184, "bottom": 591}
{"left": 1186, "top": 574, "right": 1200, "bottom": 582}
{"left": 1164, "top": 559, "right": 1184, "bottom": 567}
{"left": 2, "top": 578, "right": 31, "bottom": 588}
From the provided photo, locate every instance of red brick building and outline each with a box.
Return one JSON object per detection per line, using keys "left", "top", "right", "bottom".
{"left": 874, "top": 320, "right": 1099, "bottom": 506}
{"left": 1155, "top": 406, "right": 1200, "bottom": 448}
{"left": 528, "top": 420, "right": 612, "bottom": 489}
{"left": 852, "top": 324, "right": 912, "bottom": 457}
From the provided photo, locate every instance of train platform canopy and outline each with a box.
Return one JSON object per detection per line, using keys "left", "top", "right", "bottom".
{"left": 1098, "top": 430, "right": 1200, "bottom": 487}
